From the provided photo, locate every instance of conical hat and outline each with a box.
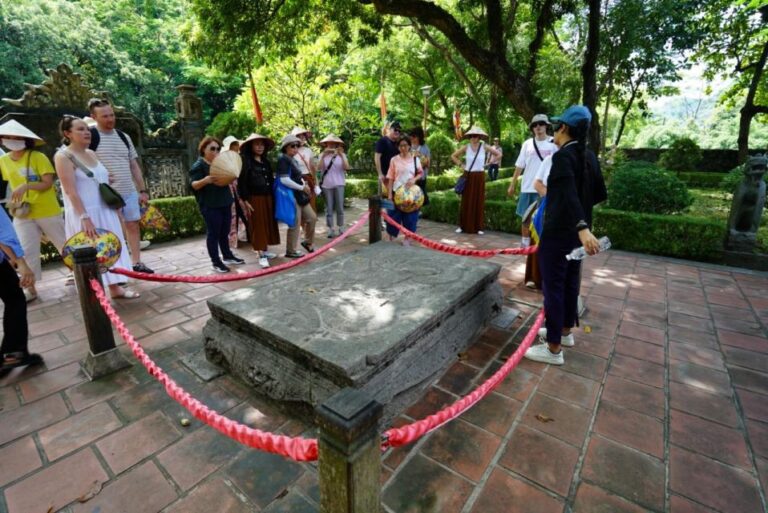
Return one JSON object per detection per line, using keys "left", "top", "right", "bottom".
{"left": 209, "top": 150, "right": 242, "bottom": 185}
{"left": 463, "top": 126, "right": 488, "bottom": 141}
{"left": 0, "top": 119, "right": 45, "bottom": 146}
{"left": 290, "top": 126, "right": 312, "bottom": 138}
{"left": 222, "top": 135, "right": 241, "bottom": 151}
{"left": 242, "top": 133, "right": 275, "bottom": 151}
{"left": 318, "top": 134, "right": 345, "bottom": 147}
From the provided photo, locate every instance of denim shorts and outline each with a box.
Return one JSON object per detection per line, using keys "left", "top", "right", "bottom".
{"left": 516, "top": 192, "right": 539, "bottom": 218}
{"left": 121, "top": 190, "right": 141, "bottom": 222}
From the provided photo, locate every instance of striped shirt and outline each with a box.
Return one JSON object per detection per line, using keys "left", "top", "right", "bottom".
{"left": 93, "top": 130, "right": 139, "bottom": 196}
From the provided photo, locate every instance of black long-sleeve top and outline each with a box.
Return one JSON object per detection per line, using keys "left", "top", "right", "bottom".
{"left": 542, "top": 141, "right": 607, "bottom": 238}
{"left": 238, "top": 156, "right": 275, "bottom": 198}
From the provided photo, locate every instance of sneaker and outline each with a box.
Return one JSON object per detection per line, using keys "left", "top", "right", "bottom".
{"left": 538, "top": 328, "right": 575, "bottom": 347}
{"left": 212, "top": 262, "right": 230, "bottom": 273}
{"left": 132, "top": 262, "right": 154, "bottom": 274}
{"left": 285, "top": 251, "right": 304, "bottom": 258}
{"left": 525, "top": 281, "right": 537, "bottom": 289}
{"left": 300, "top": 241, "right": 315, "bottom": 253}
{"left": 23, "top": 289, "right": 38, "bottom": 303}
{"left": 455, "top": 227, "right": 463, "bottom": 233}
{"left": 338, "top": 226, "right": 344, "bottom": 234}
{"left": 327, "top": 229, "right": 336, "bottom": 239}
{"left": 258, "top": 257, "right": 270, "bottom": 268}
{"left": 140, "top": 240, "right": 151, "bottom": 250}
{"left": 478, "top": 230, "right": 485, "bottom": 235}
{"left": 524, "top": 343, "right": 564, "bottom": 365}
{"left": 262, "top": 251, "right": 277, "bottom": 259}
{"left": 223, "top": 256, "right": 245, "bottom": 265}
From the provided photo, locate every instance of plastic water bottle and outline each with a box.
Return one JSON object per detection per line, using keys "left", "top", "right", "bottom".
{"left": 566, "top": 236, "right": 612, "bottom": 261}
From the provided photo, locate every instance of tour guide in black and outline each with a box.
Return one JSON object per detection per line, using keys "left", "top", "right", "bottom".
{"left": 524, "top": 105, "right": 607, "bottom": 366}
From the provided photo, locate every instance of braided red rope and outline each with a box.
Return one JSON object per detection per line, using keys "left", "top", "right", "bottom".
{"left": 382, "top": 310, "right": 544, "bottom": 449}
{"left": 381, "top": 210, "right": 537, "bottom": 257}
{"left": 110, "top": 210, "right": 370, "bottom": 283}
{"left": 89, "top": 278, "right": 319, "bottom": 461}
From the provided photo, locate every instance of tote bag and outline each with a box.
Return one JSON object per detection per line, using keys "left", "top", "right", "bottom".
{"left": 274, "top": 179, "right": 297, "bottom": 227}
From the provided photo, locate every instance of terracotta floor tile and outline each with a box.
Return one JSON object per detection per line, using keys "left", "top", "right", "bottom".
{"left": 4, "top": 448, "right": 109, "bottom": 513}
{"left": 602, "top": 375, "right": 665, "bottom": 418}
{"left": 609, "top": 354, "right": 665, "bottom": 388}
{"left": 164, "top": 477, "right": 255, "bottom": 513}
{"left": 537, "top": 368, "right": 600, "bottom": 409}
{"left": 669, "top": 301, "right": 711, "bottom": 320}
{"left": 0, "top": 393, "right": 70, "bottom": 445}
{"left": 421, "top": 418, "right": 501, "bottom": 482}
{"left": 405, "top": 386, "right": 455, "bottom": 420}
{"left": 436, "top": 361, "right": 477, "bottom": 395}
{"left": 737, "top": 387, "right": 768, "bottom": 423}
{"left": 493, "top": 366, "right": 541, "bottom": 401}
{"left": 718, "top": 330, "right": 768, "bottom": 354}
{"left": 669, "top": 325, "right": 718, "bottom": 348}
{"left": 573, "top": 482, "right": 654, "bottom": 513}
{"left": 0, "top": 385, "right": 20, "bottom": 413}
{"left": 581, "top": 436, "right": 664, "bottom": 511}
{"left": 460, "top": 392, "right": 522, "bottom": 436}
{"left": 670, "top": 446, "right": 762, "bottom": 513}
{"left": 225, "top": 450, "right": 304, "bottom": 508}
{"left": 669, "top": 311, "right": 714, "bottom": 333}
{"left": 670, "top": 361, "right": 732, "bottom": 396}
{"left": 17, "top": 361, "right": 87, "bottom": 403}
{"left": 670, "top": 381, "right": 739, "bottom": 427}
{"left": 615, "top": 337, "right": 665, "bottom": 365}
{"left": 670, "top": 409, "right": 751, "bottom": 469}
{"left": 382, "top": 454, "right": 473, "bottom": 513}
{"left": 137, "top": 326, "right": 190, "bottom": 352}
{"left": 521, "top": 393, "right": 591, "bottom": 447}
{"left": 669, "top": 494, "right": 719, "bottom": 513}
{"left": 723, "top": 345, "right": 768, "bottom": 373}
{"left": 262, "top": 491, "right": 317, "bottom": 513}
{"left": 38, "top": 402, "right": 123, "bottom": 461}
{"left": 499, "top": 425, "right": 579, "bottom": 496}
{"left": 571, "top": 334, "right": 614, "bottom": 358}
{"left": 746, "top": 419, "right": 768, "bottom": 459}
{"left": 593, "top": 402, "right": 664, "bottom": 458}
{"left": 0, "top": 436, "right": 42, "bottom": 487}
{"left": 561, "top": 349, "right": 608, "bottom": 381}
{"left": 469, "top": 467, "right": 564, "bottom": 513}
{"left": 618, "top": 321, "right": 666, "bottom": 346}
{"left": 729, "top": 366, "right": 768, "bottom": 395}
{"left": 670, "top": 342, "right": 726, "bottom": 371}
{"left": 463, "top": 342, "right": 499, "bottom": 369}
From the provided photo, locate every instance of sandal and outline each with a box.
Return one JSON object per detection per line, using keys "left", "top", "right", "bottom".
{"left": 1, "top": 352, "right": 44, "bottom": 371}
{"left": 300, "top": 241, "right": 315, "bottom": 253}
{"left": 112, "top": 289, "right": 141, "bottom": 300}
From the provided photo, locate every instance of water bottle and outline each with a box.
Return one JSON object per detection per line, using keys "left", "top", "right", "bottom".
{"left": 566, "top": 236, "right": 611, "bottom": 261}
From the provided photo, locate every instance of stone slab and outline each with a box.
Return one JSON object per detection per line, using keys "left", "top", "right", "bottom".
{"left": 181, "top": 349, "right": 224, "bottom": 382}
{"left": 204, "top": 243, "right": 502, "bottom": 421}
{"left": 491, "top": 306, "right": 520, "bottom": 330}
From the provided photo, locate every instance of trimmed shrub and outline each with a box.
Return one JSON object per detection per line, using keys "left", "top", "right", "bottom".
{"left": 425, "top": 133, "right": 456, "bottom": 174}
{"left": 658, "top": 136, "right": 702, "bottom": 172}
{"left": 677, "top": 172, "right": 728, "bottom": 189}
{"left": 608, "top": 162, "right": 693, "bottom": 214}
{"left": 485, "top": 178, "right": 515, "bottom": 201}
{"left": 427, "top": 175, "right": 457, "bottom": 191}
{"left": 141, "top": 196, "right": 206, "bottom": 243}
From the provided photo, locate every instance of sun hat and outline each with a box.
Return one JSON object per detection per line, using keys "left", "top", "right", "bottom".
{"left": 0, "top": 119, "right": 45, "bottom": 146}
{"left": 241, "top": 133, "right": 275, "bottom": 151}
{"left": 290, "top": 126, "right": 312, "bottom": 138}
{"left": 550, "top": 105, "right": 592, "bottom": 128}
{"left": 463, "top": 126, "right": 489, "bottom": 141}
{"left": 529, "top": 114, "right": 551, "bottom": 127}
{"left": 318, "top": 134, "right": 345, "bottom": 148}
{"left": 222, "top": 135, "right": 241, "bottom": 151}
{"left": 279, "top": 134, "right": 302, "bottom": 151}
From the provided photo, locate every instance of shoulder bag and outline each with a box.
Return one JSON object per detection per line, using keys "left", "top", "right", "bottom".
{"left": 63, "top": 150, "right": 126, "bottom": 209}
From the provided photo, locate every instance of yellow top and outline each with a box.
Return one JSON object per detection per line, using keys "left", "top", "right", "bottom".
{"left": 0, "top": 151, "right": 62, "bottom": 219}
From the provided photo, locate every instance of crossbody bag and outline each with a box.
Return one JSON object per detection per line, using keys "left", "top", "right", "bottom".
{"left": 62, "top": 149, "right": 126, "bottom": 209}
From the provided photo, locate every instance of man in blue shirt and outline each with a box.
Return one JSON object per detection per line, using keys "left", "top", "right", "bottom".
{"left": 0, "top": 206, "right": 42, "bottom": 372}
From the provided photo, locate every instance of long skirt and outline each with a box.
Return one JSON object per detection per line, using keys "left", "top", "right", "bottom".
{"left": 248, "top": 195, "right": 280, "bottom": 252}
{"left": 459, "top": 172, "right": 485, "bottom": 233}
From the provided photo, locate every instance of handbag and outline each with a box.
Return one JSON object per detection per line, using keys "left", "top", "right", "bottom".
{"left": 274, "top": 179, "right": 297, "bottom": 227}
{"left": 8, "top": 151, "right": 33, "bottom": 218}
{"left": 294, "top": 189, "right": 311, "bottom": 206}
{"left": 63, "top": 150, "right": 126, "bottom": 209}
{"left": 454, "top": 142, "right": 483, "bottom": 195}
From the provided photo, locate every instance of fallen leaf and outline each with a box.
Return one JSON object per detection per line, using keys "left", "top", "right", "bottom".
{"left": 77, "top": 480, "right": 103, "bottom": 503}
{"left": 275, "top": 488, "right": 289, "bottom": 500}
{"left": 584, "top": 326, "right": 592, "bottom": 334}
{"left": 458, "top": 352, "right": 468, "bottom": 361}
{"left": 535, "top": 413, "right": 554, "bottom": 423}
{"left": 306, "top": 288, "right": 317, "bottom": 294}
{"left": 47, "top": 507, "right": 54, "bottom": 513}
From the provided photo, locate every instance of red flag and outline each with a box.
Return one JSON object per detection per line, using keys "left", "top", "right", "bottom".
{"left": 248, "top": 70, "right": 263, "bottom": 125}
{"left": 453, "top": 108, "right": 462, "bottom": 140}
{"left": 379, "top": 92, "right": 387, "bottom": 122}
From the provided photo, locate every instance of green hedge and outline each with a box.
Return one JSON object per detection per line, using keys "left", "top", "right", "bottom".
{"left": 421, "top": 191, "right": 726, "bottom": 262}
{"left": 142, "top": 196, "right": 206, "bottom": 243}
{"left": 677, "top": 172, "right": 728, "bottom": 189}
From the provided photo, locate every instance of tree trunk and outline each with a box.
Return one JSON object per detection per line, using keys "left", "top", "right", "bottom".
{"left": 582, "top": 0, "right": 602, "bottom": 154}
{"left": 737, "top": 38, "right": 768, "bottom": 164}
{"left": 613, "top": 75, "right": 643, "bottom": 147}
{"left": 488, "top": 86, "right": 501, "bottom": 139}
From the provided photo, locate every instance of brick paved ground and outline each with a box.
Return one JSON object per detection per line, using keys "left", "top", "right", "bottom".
{"left": 1, "top": 198, "right": 767, "bottom": 513}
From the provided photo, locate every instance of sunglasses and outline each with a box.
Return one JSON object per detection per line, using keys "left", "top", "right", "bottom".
{"left": 288, "top": 144, "right": 300, "bottom": 149}
{"left": 531, "top": 122, "right": 549, "bottom": 128}
{"left": 208, "top": 146, "right": 220, "bottom": 152}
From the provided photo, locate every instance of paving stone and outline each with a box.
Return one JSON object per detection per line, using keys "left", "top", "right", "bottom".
{"left": 573, "top": 482, "right": 653, "bottom": 513}
{"left": 38, "top": 402, "right": 122, "bottom": 461}
{"left": 39, "top": 340, "right": 89, "bottom": 371}
{"left": 17, "top": 361, "right": 87, "bottom": 403}
{"left": 718, "top": 330, "right": 768, "bottom": 354}
{"left": 670, "top": 342, "right": 726, "bottom": 371}
{"left": 521, "top": 393, "right": 591, "bottom": 447}
{"left": 181, "top": 349, "right": 224, "bottom": 382}
{"left": 609, "top": 354, "right": 665, "bottom": 388}
{"left": 669, "top": 301, "right": 711, "bottom": 320}
{"left": 490, "top": 306, "right": 520, "bottom": 329}
{"left": 723, "top": 345, "right": 768, "bottom": 373}
{"left": 571, "top": 334, "right": 613, "bottom": 359}
{"left": 618, "top": 321, "right": 666, "bottom": 346}
{"left": 729, "top": 366, "right": 768, "bottom": 395}
{"left": 404, "top": 386, "right": 455, "bottom": 420}
{"left": 669, "top": 494, "right": 719, "bottom": 513}
{"left": 138, "top": 326, "right": 190, "bottom": 352}
{"left": 421, "top": 418, "right": 501, "bottom": 482}
{"left": 499, "top": 425, "right": 579, "bottom": 496}
{"left": 65, "top": 369, "right": 141, "bottom": 412}
{"left": 3, "top": 448, "right": 108, "bottom": 513}
{"left": 670, "top": 381, "right": 739, "bottom": 427}
{"left": 141, "top": 309, "right": 191, "bottom": 333}
{"left": 70, "top": 460, "right": 177, "bottom": 513}
{"left": 537, "top": 368, "right": 600, "bottom": 409}
{"left": 746, "top": 419, "right": 768, "bottom": 459}
{"left": 28, "top": 313, "right": 79, "bottom": 338}
{"left": 148, "top": 293, "right": 194, "bottom": 313}
{"left": 615, "top": 337, "right": 665, "bottom": 365}
{"left": 0, "top": 437, "right": 42, "bottom": 487}
{"left": 561, "top": 349, "right": 608, "bottom": 381}
{"left": 756, "top": 458, "right": 768, "bottom": 498}
{"left": 670, "top": 446, "right": 762, "bottom": 513}
{"left": 469, "top": 467, "right": 563, "bottom": 513}
{"left": 383, "top": 454, "right": 474, "bottom": 513}
{"left": 602, "top": 375, "right": 664, "bottom": 418}
{"left": 225, "top": 450, "right": 304, "bottom": 508}
{"left": 0, "top": 393, "right": 69, "bottom": 445}
{"left": 670, "top": 409, "right": 751, "bottom": 469}
{"left": 460, "top": 391, "right": 521, "bottom": 437}
{"left": 593, "top": 402, "right": 664, "bottom": 458}
{"left": 581, "top": 436, "right": 665, "bottom": 511}
{"left": 463, "top": 342, "right": 499, "bottom": 369}
{"left": 669, "top": 325, "right": 718, "bottom": 348}
{"left": 263, "top": 491, "right": 317, "bottom": 513}
{"left": 737, "top": 388, "right": 768, "bottom": 423}
{"left": 492, "top": 366, "right": 541, "bottom": 401}
{"left": 0, "top": 385, "right": 20, "bottom": 414}
{"left": 28, "top": 332, "right": 67, "bottom": 354}
{"left": 669, "top": 311, "right": 714, "bottom": 333}
{"left": 96, "top": 410, "right": 182, "bottom": 474}
{"left": 670, "top": 361, "right": 732, "bottom": 397}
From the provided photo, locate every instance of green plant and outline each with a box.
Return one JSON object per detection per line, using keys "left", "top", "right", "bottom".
{"left": 425, "top": 133, "right": 456, "bottom": 175}
{"left": 348, "top": 134, "right": 379, "bottom": 174}
{"left": 140, "top": 196, "right": 206, "bottom": 242}
{"left": 206, "top": 111, "right": 261, "bottom": 140}
{"left": 599, "top": 147, "right": 627, "bottom": 186}
{"left": 657, "top": 136, "right": 702, "bottom": 172}
{"left": 677, "top": 172, "right": 728, "bottom": 189}
{"left": 608, "top": 162, "right": 693, "bottom": 214}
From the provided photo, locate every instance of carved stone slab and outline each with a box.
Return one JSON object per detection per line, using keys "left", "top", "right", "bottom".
{"left": 203, "top": 243, "right": 503, "bottom": 421}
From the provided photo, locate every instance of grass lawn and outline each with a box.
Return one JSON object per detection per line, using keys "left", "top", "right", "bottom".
{"left": 687, "top": 188, "right": 767, "bottom": 252}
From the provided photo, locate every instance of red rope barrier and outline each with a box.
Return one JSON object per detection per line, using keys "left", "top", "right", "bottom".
{"left": 110, "top": 211, "right": 370, "bottom": 283}
{"left": 381, "top": 210, "right": 537, "bottom": 257}
{"left": 382, "top": 310, "right": 544, "bottom": 449}
{"left": 88, "top": 278, "right": 319, "bottom": 461}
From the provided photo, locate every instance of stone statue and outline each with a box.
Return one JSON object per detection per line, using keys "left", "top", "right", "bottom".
{"left": 726, "top": 154, "right": 767, "bottom": 252}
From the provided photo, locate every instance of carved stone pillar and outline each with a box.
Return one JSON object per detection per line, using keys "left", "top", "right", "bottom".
{"left": 175, "top": 84, "right": 204, "bottom": 170}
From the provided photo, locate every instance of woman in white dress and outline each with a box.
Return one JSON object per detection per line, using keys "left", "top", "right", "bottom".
{"left": 53, "top": 116, "right": 138, "bottom": 299}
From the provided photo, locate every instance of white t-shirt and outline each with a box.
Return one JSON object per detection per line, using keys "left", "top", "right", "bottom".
{"left": 534, "top": 155, "right": 553, "bottom": 188}
{"left": 515, "top": 137, "right": 557, "bottom": 193}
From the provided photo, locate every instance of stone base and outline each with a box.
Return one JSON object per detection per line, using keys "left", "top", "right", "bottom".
{"left": 203, "top": 243, "right": 503, "bottom": 423}
{"left": 81, "top": 348, "right": 132, "bottom": 380}
{"left": 723, "top": 250, "right": 768, "bottom": 271}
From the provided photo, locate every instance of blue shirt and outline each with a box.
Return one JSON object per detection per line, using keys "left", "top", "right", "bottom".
{"left": 0, "top": 206, "right": 23, "bottom": 263}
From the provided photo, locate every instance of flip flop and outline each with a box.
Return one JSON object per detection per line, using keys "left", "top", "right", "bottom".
{"left": 112, "top": 289, "right": 141, "bottom": 300}
{"left": 300, "top": 241, "right": 315, "bottom": 253}
{"left": 1, "top": 352, "right": 44, "bottom": 371}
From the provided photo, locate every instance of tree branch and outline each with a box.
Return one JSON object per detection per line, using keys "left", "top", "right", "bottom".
{"left": 484, "top": 0, "right": 505, "bottom": 58}
{"left": 526, "top": 0, "right": 556, "bottom": 82}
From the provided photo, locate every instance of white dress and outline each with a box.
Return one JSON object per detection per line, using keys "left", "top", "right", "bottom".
{"left": 63, "top": 159, "right": 132, "bottom": 286}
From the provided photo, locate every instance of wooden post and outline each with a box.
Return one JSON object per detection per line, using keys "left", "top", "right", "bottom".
{"left": 73, "top": 246, "right": 131, "bottom": 380}
{"left": 369, "top": 197, "right": 382, "bottom": 244}
{"left": 316, "top": 388, "right": 383, "bottom": 513}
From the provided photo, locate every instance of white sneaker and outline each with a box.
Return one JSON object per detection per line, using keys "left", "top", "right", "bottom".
{"left": 524, "top": 344, "right": 564, "bottom": 365}
{"left": 140, "top": 240, "right": 151, "bottom": 250}
{"left": 477, "top": 230, "right": 484, "bottom": 235}
{"left": 455, "top": 227, "right": 463, "bottom": 233}
{"left": 262, "top": 251, "right": 277, "bottom": 259}
{"left": 258, "top": 257, "right": 269, "bottom": 268}
{"left": 538, "top": 328, "right": 575, "bottom": 347}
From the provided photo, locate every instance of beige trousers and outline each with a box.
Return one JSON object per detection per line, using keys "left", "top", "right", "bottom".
{"left": 13, "top": 214, "right": 67, "bottom": 280}
{"left": 286, "top": 202, "right": 316, "bottom": 252}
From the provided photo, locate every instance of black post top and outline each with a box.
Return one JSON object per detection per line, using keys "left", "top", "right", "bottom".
{"left": 316, "top": 388, "right": 383, "bottom": 443}
{"left": 72, "top": 245, "right": 98, "bottom": 264}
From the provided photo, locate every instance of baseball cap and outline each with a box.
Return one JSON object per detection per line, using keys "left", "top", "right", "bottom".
{"left": 550, "top": 105, "right": 592, "bottom": 128}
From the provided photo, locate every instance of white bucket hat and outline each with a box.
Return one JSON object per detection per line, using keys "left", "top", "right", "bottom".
{"left": 290, "top": 126, "right": 312, "bottom": 138}
{"left": 529, "top": 114, "right": 551, "bottom": 127}
{"left": 222, "top": 135, "right": 241, "bottom": 151}
{"left": 0, "top": 119, "right": 45, "bottom": 146}
{"left": 279, "top": 134, "right": 302, "bottom": 151}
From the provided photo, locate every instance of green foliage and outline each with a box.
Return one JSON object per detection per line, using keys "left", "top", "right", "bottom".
{"left": 485, "top": 179, "right": 515, "bottom": 201}
{"left": 348, "top": 134, "right": 380, "bottom": 173}
{"left": 658, "top": 137, "right": 703, "bottom": 171}
{"left": 141, "top": 197, "right": 206, "bottom": 242}
{"left": 677, "top": 172, "right": 728, "bottom": 189}
{"left": 720, "top": 166, "right": 746, "bottom": 193}
{"left": 608, "top": 162, "right": 693, "bottom": 214}
{"left": 426, "top": 175, "right": 457, "bottom": 192}
{"left": 599, "top": 148, "right": 628, "bottom": 186}
{"left": 206, "top": 112, "right": 261, "bottom": 140}
{"left": 425, "top": 133, "right": 457, "bottom": 175}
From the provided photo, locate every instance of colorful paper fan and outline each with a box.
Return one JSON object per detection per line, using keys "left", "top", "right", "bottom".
{"left": 394, "top": 185, "right": 425, "bottom": 213}
{"left": 139, "top": 204, "right": 171, "bottom": 233}
{"left": 61, "top": 228, "right": 122, "bottom": 270}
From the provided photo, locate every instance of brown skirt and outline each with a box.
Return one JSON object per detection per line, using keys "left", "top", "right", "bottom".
{"left": 459, "top": 172, "right": 486, "bottom": 233}
{"left": 248, "top": 195, "right": 280, "bottom": 251}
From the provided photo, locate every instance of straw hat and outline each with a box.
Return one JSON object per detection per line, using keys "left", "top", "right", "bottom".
{"left": 279, "top": 134, "right": 301, "bottom": 151}
{"left": 241, "top": 133, "right": 275, "bottom": 151}
{"left": 463, "top": 126, "right": 489, "bottom": 141}
{"left": 209, "top": 150, "right": 242, "bottom": 185}
{"left": 318, "top": 134, "right": 345, "bottom": 148}
{"left": 0, "top": 119, "right": 45, "bottom": 146}
{"left": 290, "top": 126, "right": 312, "bottom": 138}
{"left": 222, "top": 135, "right": 241, "bottom": 151}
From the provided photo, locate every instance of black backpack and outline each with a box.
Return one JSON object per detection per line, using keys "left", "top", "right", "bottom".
{"left": 88, "top": 127, "right": 131, "bottom": 151}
